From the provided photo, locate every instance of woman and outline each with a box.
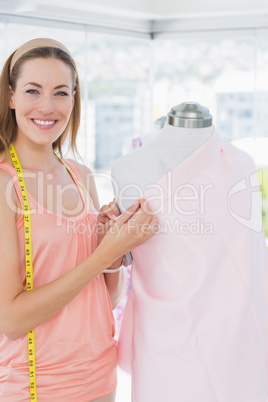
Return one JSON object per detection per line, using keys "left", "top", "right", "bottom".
{"left": 0, "top": 38, "right": 157, "bottom": 401}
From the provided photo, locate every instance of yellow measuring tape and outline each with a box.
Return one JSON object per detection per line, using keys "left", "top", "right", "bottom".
{"left": 8, "top": 143, "right": 38, "bottom": 401}
{"left": 8, "top": 144, "right": 94, "bottom": 401}
{"left": 56, "top": 155, "right": 93, "bottom": 205}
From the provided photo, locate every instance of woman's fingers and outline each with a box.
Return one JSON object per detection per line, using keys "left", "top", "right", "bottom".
{"left": 134, "top": 199, "right": 159, "bottom": 237}
{"left": 98, "top": 198, "right": 159, "bottom": 265}
{"left": 112, "top": 199, "right": 141, "bottom": 227}
{"left": 137, "top": 198, "right": 154, "bottom": 222}
{"left": 97, "top": 199, "right": 121, "bottom": 223}
{"left": 109, "top": 199, "right": 120, "bottom": 217}
{"left": 113, "top": 198, "right": 159, "bottom": 239}
{"left": 114, "top": 198, "right": 156, "bottom": 228}
{"left": 129, "top": 212, "right": 159, "bottom": 238}
{"left": 126, "top": 199, "right": 154, "bottom": 226}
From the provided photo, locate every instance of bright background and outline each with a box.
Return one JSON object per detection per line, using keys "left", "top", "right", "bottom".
{"left": 1, "top": 2, "right": 268, "bottom": 400}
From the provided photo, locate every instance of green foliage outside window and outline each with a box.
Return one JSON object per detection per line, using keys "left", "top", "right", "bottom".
{"left": 258, "top": 168, "right": 268, "bottom": 239}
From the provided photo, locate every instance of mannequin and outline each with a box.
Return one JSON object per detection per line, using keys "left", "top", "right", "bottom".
{"left": 112, "top": 102, "right": 213, "bottom": 212}
{"left": 112, "top": 102, "right": 268, "bottom": 402}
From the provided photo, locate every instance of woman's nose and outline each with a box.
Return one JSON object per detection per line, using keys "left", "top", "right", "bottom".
{"left": 37, "top": 96, "right": 55, "bottom": 114}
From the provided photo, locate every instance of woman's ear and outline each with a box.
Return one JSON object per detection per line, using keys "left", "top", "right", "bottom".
{"left": 9, "top": 85, "right": 15, "bottom": 109}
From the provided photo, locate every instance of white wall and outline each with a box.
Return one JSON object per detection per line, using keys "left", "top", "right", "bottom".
{"left": 41, "top": 0, "right": 268, "bottom": 18}
{"left": 1, "top": 0, "right": 268, "bottom": 37}
{"left": 20, "top": 0, "right": 268, "bottom": 20}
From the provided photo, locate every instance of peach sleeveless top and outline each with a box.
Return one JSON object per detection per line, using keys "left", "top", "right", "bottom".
{"left": 0, "top": 160, "right": 117, "bottom": 401}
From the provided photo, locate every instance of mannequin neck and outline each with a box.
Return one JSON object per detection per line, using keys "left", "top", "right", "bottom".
{"left": 161, "top": 122, "right": 213, "bottom": 138}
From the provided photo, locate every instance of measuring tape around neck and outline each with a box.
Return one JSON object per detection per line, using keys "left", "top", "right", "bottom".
{"left": 8, "top": 143, "right": 38, "bottom": 402}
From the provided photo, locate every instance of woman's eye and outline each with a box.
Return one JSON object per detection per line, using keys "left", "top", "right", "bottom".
{"left": 26, "top": 89, "right": 39, "bottom": 94}
{"left": 56, "top": 91, "right": 69, "bottom": 96}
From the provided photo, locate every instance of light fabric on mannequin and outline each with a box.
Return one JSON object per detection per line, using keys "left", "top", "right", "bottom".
{"left": 116, "top": 127, "right": 268, "bottom": 402}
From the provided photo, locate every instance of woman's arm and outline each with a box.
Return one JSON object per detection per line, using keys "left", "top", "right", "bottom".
{"left": 0, "top": 169, "right": 111, "bottom": 340}
{"left": 72, "top": 160, "right": 126, "bottom": 309}
{"left": 0, "top": 169, "right": 157, "bottom": 340}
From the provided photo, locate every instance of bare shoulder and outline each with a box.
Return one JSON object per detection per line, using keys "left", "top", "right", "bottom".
{"left": 0, "top": 165, "right": 14, "bottom": 191}
{"left": 65, "top": 159, "right": 100, "bottom": 209}
{"left": 0, "top": 167, "right": 20, "bottom": 218}
{"left": 0, "top": 151, "right": 15, "bottom": 185}
{"left": 0, "top": 159, "right": 18, "bottom": 227}
{"left": 65, "top": 159, "right": 94, "bottom": 182}
{"left": 0, "top": 152, "right": 15, "bottom": 194}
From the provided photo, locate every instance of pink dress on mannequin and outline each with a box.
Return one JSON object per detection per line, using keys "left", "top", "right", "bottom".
{"left": 118, "top": 129, "right": 268, "bottom": 402}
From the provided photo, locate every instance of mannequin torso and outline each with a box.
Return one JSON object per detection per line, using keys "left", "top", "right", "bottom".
{"left": 115, "top": 103, "right": 268, "bottom": 402}
{"left": 112, "top": 123, "right": 213, "bottom": 211}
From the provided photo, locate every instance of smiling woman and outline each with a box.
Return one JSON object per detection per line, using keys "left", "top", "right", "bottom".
{"left": 0, "top": 38, "right": 158, "bottom": 402}
{"left": 9, "top": 58, "right": 75, "bottom": 147}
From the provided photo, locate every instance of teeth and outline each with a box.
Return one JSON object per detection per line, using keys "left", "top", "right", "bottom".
{"left": 33, "top": 119, "right": 56, "bottom": 126}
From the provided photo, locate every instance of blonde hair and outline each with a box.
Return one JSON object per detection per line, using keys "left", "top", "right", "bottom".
{"left": 0, "top": 40, "right": 81, "bottom": 157}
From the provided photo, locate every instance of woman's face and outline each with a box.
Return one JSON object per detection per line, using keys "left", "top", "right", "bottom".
{"left": 9, "top": 57, "right": 75, "bottom": 147}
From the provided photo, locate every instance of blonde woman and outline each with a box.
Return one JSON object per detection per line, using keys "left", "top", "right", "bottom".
{"left": 0, "top": 38, "right": 157, "bottom": 402}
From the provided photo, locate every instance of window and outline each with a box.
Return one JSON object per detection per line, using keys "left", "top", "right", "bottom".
{"left": 153, "top": 33, "right": 268, "bottom": 238}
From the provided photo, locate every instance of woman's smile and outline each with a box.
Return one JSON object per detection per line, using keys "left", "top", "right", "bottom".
{"left": 31, "top": 118, "right": 57, "bottom": 129}
{"left": 9, "top": 57, "right": 75, "bottom": 146}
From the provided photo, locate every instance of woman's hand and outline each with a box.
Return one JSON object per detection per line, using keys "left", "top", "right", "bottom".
{"left": 97, "top": 199, "right": 121, "bottom": 245}
{"left": 97, "top": 199, "right": 123, "bottom": 268}
{"left": 98, "top": 198, "right": 159, "bottom": 267}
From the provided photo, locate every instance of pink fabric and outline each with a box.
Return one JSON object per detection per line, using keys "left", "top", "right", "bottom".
{"left": 118, "top": 129, "right": 268, "bottom": 401}
{"left": 114, "top": 265, "right": 131, "bottom": 340}
{"left": 0, "top": 161, "right": 117, "bottom": 401}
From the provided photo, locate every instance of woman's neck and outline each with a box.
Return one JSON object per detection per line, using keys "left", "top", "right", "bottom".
{"left": 12, "top": 136, "right": 61, "bottom": 174}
